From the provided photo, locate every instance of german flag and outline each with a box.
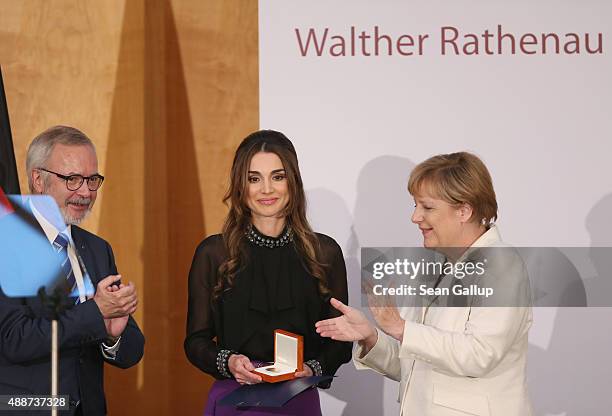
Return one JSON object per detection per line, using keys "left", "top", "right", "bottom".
{"left": 0, "top": 66, "right": 20, "bottom": 195}
{"left": 0, "top": 186, "right": 13, "bottom": 218}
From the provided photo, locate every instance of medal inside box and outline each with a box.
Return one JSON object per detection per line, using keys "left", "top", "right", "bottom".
{"left": 253, "top": 329, "right": 304, "bottom": 383}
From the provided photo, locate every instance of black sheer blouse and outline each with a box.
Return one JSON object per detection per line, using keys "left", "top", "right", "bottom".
{"left": 184, "top": 230, "right": 352, "bottom": 385}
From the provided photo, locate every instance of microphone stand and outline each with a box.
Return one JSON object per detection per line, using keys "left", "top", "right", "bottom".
{"left": 38, "top": 285, "right": 71, "bottom": 416}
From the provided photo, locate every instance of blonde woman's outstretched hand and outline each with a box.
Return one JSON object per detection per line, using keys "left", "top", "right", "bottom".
{"left": 315, "top": 298, "right": 378, "bottom": 349}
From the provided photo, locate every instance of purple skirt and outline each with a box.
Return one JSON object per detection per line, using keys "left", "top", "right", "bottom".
{"left": 204, "top": 379, "right": 321, "bottom": 416}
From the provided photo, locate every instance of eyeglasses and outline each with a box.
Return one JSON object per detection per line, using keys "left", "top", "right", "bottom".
{"left": 38, "top": 168, "right": 105, "bottom": 191}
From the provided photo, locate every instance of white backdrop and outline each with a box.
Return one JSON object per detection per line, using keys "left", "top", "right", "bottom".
{"left": 259, "top": 1, "right": 612, "bottom": 415}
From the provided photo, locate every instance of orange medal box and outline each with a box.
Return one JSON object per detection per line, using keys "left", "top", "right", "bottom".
{"left": 253, "top": 329, "right": 304, "bottom": 383}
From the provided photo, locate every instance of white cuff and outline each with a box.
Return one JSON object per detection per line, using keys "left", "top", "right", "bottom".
{"left": 101, "top": 336, "right": 121, "bottom": 360}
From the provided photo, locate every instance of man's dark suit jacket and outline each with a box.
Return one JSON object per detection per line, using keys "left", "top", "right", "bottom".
{"left": 0, "top": 225, "right": 145, "bottom": 415}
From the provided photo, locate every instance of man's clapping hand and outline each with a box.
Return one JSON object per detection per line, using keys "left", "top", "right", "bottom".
{"left": 93, "top": 275, "right": 138, "bottom": 319}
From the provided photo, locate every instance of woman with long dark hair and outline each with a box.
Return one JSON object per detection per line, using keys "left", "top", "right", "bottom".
{"left": 185, "top": 130, "right": 352, "bottom": 415}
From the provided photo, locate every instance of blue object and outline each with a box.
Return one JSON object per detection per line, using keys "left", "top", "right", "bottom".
{"left": 217, "top": 376, "right": 333, "bottom": 408}
{"left": 0, "top": 195, "right": 64, "bottom": 297}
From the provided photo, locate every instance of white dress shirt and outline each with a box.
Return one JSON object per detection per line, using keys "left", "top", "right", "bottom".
{"left": 30, "top": 197, "right": 120, "bottom": 360}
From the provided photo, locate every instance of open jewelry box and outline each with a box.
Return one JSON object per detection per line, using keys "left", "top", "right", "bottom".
{"left": 252, "top": 329, "right": 304, "bottom": 383}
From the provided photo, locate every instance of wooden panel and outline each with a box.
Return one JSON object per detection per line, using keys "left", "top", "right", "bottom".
{"left": 168, "top": 0, "right": 259, "bottom": 234}
{"left": 97, "top": 0, "right": 147, "bottom": 413}
{"left": 0, "top": 0, "right": 127, "bottom": 219}
{"left": 163, "top": 0, "right": 259, "bottom": 412}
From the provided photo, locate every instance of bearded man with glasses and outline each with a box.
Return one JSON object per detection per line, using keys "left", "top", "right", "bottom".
{"left": 0, "top": 125, "right": 144, "bottom": 416}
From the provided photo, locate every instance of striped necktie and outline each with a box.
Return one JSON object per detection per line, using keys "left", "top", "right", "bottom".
{"left": 52, "top": 232, "right": 78, "bottom": 299}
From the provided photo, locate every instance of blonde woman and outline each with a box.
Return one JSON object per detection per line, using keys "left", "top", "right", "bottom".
{"left": 317, "top": 152, "right": 532, "bottom": 416}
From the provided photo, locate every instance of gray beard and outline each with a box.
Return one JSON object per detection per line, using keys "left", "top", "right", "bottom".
{"left": 40, "top": 184, "right": 93, "bottom": 226}
{"left": 60, "top": 204, "right": 92, "bottom": 225}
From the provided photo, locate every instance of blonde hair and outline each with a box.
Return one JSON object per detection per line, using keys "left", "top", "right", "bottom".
{"left": 408, "top": 152, "right": 498, "bottom": 225}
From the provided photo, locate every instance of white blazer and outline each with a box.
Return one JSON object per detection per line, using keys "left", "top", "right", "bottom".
{"left": 354, "top": 226, "right": 533, "bottom": 416}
